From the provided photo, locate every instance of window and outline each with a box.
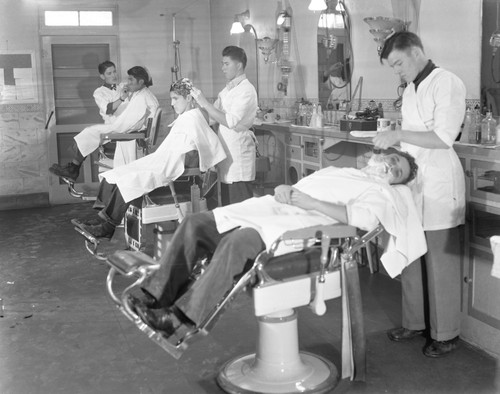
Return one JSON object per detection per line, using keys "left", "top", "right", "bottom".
{"left": 44, "top": 10, "right": 113, "bottom": 27}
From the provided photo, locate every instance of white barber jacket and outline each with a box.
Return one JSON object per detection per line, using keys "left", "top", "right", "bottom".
{"left": 213, "top": 75, "right": 258, "bottom": 183}
{"left": 93, "top": 83, "right": 134, "bottom": 167}
{"left": 401, "top": 68, "right": 466, "bottom": 231}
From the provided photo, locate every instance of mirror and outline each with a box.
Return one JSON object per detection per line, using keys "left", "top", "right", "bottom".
{"left": 482, "top": 0, "right": 500, "bottom": 115}
{"left": 317, "top": 0, "right": 352, "bottom": 112}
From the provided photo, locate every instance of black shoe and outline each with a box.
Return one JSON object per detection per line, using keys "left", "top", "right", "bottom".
{"left": 135, "top": 305, "right": 181, "bottom": 337}
{"left": 423, "top": 336, "right": 459, "bottom": 358}
{"left": 387, "top": 327, "right": 425, "bottom": 342}
{"left": 79, "top": 222, "right": 115, "bottom": 239}
{"left": 126, "top": 293, "right": 158, "bottom": 311}
{"left": 49, "top": 162, "right": 80, "bottom": 182}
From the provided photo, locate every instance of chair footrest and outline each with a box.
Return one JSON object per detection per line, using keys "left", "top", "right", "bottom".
{"left": 142, "top": 201, "right": 192, "bottom": 224}
{"left": 101, "top": 132, "right": 146, "bottom": 142}
{"left": 107, "top": 250, "right": 157, "bottom": 275}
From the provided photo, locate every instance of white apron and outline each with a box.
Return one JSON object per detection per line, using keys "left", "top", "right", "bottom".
{"left": 401, "top": 74, "right": 465, "bottom": 231}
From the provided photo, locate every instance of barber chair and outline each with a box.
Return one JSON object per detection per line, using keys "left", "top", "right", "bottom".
{"left": 63, "top": 108, "right": 163, "bottom": 200}
{"left": 74, "top": 161, "right": 220, "bottom": 261}
{"left": 105, "top": 223, "right": 384, "bottom": 393}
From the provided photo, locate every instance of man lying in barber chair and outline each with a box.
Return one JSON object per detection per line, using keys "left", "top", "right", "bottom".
{"left": 72, "top": 78, "right": 226, "bottom": 239}
{"left": 126, "top": 148, "right": 425, "bottom": 339}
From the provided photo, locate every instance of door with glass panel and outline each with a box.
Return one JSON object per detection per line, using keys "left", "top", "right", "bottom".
{"left": 42, "top": 36, "right": 118, "bottom": 204}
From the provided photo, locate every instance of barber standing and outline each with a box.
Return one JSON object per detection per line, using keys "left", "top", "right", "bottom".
{"left": 373, "top": 32, "right": 466, "bottom": 358}
{"left": 191, "top": 46, "right": 258, "bottom": 205}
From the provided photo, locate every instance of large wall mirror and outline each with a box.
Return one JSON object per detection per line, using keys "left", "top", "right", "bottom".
{"left": 483, "top": 0, "right": 500, "bottom": 115}
{"left": 317, "top": 0, "right": 352, "bottom": 111}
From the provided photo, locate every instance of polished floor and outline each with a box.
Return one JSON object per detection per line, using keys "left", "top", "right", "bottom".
{"left": 0, "top": 202, "right": 499, "bottom": 394}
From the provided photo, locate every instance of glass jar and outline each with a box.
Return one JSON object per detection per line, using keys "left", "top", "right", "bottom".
{"left": 481, "top": 111, "right": 497, "bottom": 145}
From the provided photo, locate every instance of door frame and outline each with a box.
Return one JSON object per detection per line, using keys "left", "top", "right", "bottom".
{"left": 41, "top": 35, "right": 119, "bottom": 204}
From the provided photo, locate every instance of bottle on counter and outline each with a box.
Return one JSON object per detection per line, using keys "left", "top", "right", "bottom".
{"left": 317, "top": 103, "right": 324, "bottom": 128}
{"left": 469, "top": 108, "right": 481, "bottom": 144}
{"left": 481, "top": 111, "right": 497, "bottom": 145}
{"left": 310, "top": 104, "right": 318, "bottom": 128}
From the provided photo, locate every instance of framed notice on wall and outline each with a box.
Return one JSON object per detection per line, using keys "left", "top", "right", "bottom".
{"left": 0, "top": 50, "right": 38, "bottom": 104}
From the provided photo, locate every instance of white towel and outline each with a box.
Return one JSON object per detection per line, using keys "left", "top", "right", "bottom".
{"left": 490, "top": 236, "right": 500, "bottom": 279}
{"left": 102, "top": 108, "right": 226, "bottom": 203}
{"left": 213, "top": 167, "right": 427, "bottom": 278}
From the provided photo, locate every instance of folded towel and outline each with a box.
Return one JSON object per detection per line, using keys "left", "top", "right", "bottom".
{"left": 350, "top": 130, "right": 378, "bottom": 138}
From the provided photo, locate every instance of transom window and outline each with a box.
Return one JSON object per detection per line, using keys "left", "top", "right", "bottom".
{"left": 44, "top": 11, "right": 113, "bottom": 27}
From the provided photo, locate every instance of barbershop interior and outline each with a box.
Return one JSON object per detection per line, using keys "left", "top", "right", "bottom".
{"left": 1, "top": 0, "right": 500, "bottom": 393}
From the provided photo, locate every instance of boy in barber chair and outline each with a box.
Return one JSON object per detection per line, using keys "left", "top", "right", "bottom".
{"left": 72, "top": 78, "right": 226, "bottom": 239}
{"left": 127, "top": 149, "right": 422, "bottom": 339}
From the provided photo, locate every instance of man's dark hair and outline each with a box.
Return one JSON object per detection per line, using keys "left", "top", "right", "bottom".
{"left": 379, "top": 31, "right": 424, "bottom": 64}
{"left": 127, "top": 66, "right": 153, "bottom": 87}
{"left": 384, "top": 147, "right": 418, "bottom": 184}
{"left": 222, "top": 46, "right": 247, "bottom": 69}
{"left": 98, "top": 60, "right": 115, "bottom": 75}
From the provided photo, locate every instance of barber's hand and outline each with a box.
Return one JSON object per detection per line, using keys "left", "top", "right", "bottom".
{"left": 274, "top": 185, "right": 294, "bottom": 204}
{"left": 372, "top": 130, "right": 401, "bottom": 150}
{"left": 191, "top": 86, "right": 210, "bottom": 109}
{"left": 120, "top": 86, "right": 130, "bottom": 101}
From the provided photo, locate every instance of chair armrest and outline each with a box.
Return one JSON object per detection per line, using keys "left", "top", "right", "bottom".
{"left": 101, "top": 131, "right": 146, "bottom": 143}
{"left": 280, "top": 224, "right": 357, "bottom": 241}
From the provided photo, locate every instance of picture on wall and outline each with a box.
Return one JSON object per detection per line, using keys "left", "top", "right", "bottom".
{"left": 0, "top": 51, "right": 38, "bottom": 104}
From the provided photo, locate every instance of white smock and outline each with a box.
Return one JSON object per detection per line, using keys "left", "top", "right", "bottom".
{"left": 74, "top": 87, "right": 159, "bottom": 164}
{"left": 400, "top": 68, "right": 466, "bottom": 231}
{"left": 102, "top": 108, "right": 227, "bottom": 203}
{"left": 213, "top": 166, "right": 427, "bottom": 278}
{"left": 214, "top": 75, "right": 258, "bottom": 183}
{"left": 93, "top": 83, "right": 135, "bottom": 167}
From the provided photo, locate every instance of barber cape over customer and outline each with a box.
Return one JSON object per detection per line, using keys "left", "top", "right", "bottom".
{"left": 373, "top": 31, "right": 466, "bottom": 358}
{"left": 190, "top": 46, "right": 258, "bottom": 205}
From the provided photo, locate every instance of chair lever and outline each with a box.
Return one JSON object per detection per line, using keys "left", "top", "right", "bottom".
{"left": 310, "top": 232, "right": 330, "bottom": 316}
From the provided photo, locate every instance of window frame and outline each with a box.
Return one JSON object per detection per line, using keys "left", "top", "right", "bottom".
{"left": 39, "top": 6, "right": 118, "bottom": 35}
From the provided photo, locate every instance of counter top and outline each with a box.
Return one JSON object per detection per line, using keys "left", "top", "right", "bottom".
{"left": 254, "top": 121, "right": 500, "bottom": 159}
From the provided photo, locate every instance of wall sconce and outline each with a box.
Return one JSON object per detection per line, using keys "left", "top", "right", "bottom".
{"left": 308, "top": 0, "right": 327, "bottom": 12}
{"left": 230, "top": 9, "right": 249, "bottom": 35}
{"left": 257, "top": 37, "right": 279, "bottom": 63}
{"left": 364, "top": 17, "right": 407, "bottom": 55}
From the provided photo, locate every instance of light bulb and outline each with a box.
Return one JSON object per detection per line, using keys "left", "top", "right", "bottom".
{"left": 309, "top": 0, "right": 327, "bottom": 12}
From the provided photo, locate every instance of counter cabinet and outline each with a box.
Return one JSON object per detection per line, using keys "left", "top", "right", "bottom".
{"left": 456, "top": 144, "right": 500, "bottom": 358}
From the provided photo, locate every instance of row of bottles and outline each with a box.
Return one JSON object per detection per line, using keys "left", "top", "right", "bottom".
{"left": 460, "top": 108, "right": 500, "bottom": 145}
{"left": 295, "top": 102, "right": 324, "bottom": 128}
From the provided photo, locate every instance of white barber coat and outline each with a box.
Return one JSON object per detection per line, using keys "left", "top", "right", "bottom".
{"left": 401, "top": 68, "right": 466, "bottom": 231}
{"left": 214, "top": 75, "right": 258, "bottom": 183}
{"left": 102, "top": 108, "right": 227, "bottom": 203}
{"left": 93, "top": 83, "right": 135, "bottom": 167}
{"left": 74, "top": 87, "right": 159, "bottom": 162}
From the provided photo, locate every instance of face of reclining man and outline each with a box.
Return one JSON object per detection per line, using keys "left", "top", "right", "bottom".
{"left": 383, "top": 153, "right": 412, "bottom": 185}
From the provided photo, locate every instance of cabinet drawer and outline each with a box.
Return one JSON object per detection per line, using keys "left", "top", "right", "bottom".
{"left": 286, "top": 145, "right": 302, "bottom": 160}
{"left": 286, "top": 133, "right": 301, "bottom": 146}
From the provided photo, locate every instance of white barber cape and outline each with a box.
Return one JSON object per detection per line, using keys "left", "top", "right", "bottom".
{"left": 74, "top": 87, "right": 159, "bottom": 159}
{"left": 400, "top": 68, "right": 466, "bottom": 231}
{"left": 213, "top": 166, "right": 427, "bottom": 278}
{"left": 102, "top": 108, "right": 227, "bottom": 203}
{"left": 93, "top": 83, "right": 136, "bottom": 168}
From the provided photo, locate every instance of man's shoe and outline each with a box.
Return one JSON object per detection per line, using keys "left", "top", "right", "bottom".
{"left": 135, "top": 305, "right": 181, "bottom": 337}
{"left": 387, "top": 327, "right": 425, "bottom": 342}
{"left": 79, "top": 223, "right": 115, "bottom": 239}
{"left": 49, "top": 162, "right": 80, "bottom": 182}
{"left": 423, "top": 336, "right": 459, "bottom": 358}
{"left": 126, "top": 293, "right": 158, "bottom": 311}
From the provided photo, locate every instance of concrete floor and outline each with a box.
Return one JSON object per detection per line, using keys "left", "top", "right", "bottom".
{"left": 0, "top": 202, "right": 499, "bottom": 394}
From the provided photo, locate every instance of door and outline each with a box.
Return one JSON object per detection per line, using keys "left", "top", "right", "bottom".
{"left": 42, "top": 35, "right": 118, "bottom": 204}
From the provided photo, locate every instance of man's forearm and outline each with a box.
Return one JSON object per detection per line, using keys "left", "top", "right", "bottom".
{"left": 202, "top": 102, "right": 228, "bottom": 128}
{"left": 398, "top": 129, "right": 449, "bottom": 149}
{"left": 310, "top": 199, "right": 348, "bottom": 223}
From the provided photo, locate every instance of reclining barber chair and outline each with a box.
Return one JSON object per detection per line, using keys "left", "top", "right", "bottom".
{"left": 105, "top": 223, "right": 384, "bottom": 393}
{"left": 63, "top": 108, "right": 163, "bottom": 200}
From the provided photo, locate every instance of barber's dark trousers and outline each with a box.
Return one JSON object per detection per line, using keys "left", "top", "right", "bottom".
{"left": 220, "top": 181, "right": 254, "bottom": 206}
{"left": 142, "top": 211, "right": 265, "bottom": 325}
{"left": 95, "top": 179, "right": 141, "bottom": 227}
{"left": 401, "top": 227, "right": 462, "bottom": 341}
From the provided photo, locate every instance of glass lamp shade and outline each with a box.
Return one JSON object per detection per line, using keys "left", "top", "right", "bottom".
{"left": 230, "top": 20, "right": 245, "bottom": 35}
{"left": 491, "top": 30, "right": 500, "bottom": 52}
{"left": 257, "top": 37, "right": 279, "bottom": 63}
{"left": 309, "top": 0, "right": 327, "bottom": 12}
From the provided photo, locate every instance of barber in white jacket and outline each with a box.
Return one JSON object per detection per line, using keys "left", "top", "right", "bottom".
{"left": 191, "top": 46, "right": 258, "bottom": 205}
{"left": 373, "top": 31, "right": 466, "bottom": 358}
